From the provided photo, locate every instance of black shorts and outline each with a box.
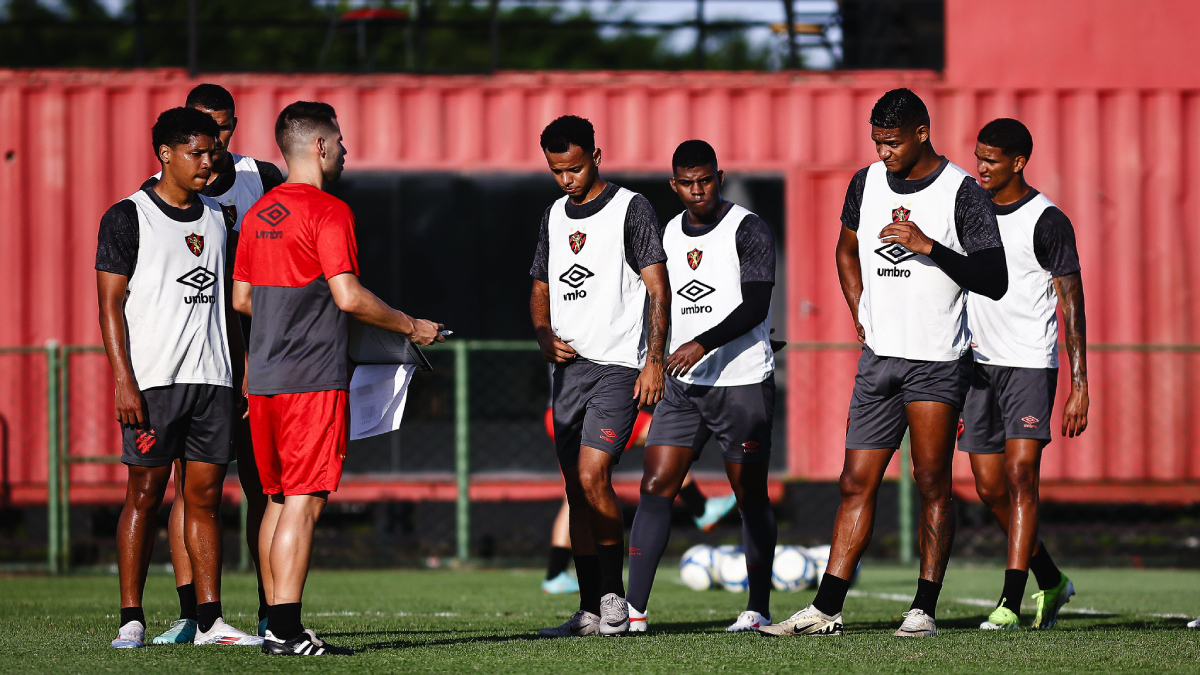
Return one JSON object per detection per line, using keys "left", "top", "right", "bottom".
{"left": 959, "top": 363, "right": 1058, "bottom": 454}
{"left": 552, "top": 359, "right": 640, "bottom": 468}
{"left": 845, "top": 346, "right": 974, "bottom": 450}
{"left": 643, "top": 374, "right": 774, "bottom": 464}
{"left": 121, "top": 384, "right": 236, "bottom": 467}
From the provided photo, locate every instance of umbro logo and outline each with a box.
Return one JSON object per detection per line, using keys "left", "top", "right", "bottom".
{"left": 742, "top": 441, "right": 759, "bottom": 452}
{"left": 559, "top": 264, "right": 594, "bottom": 289}
{"left": 875, "top": 243, "right": 917, "bottom": 266}
{"left": 256, "top": 202, "right": 290, "bottom": 227}
{"left": 1022, "top": 415, "right": 1039, "bottom": 428}
{"left": 599, "top": 428, "right": 618, "bottom": 443}
{"left": 629, "top": 546, "right": 642, "bottom": 556}
{"left": 677, "top": 279, "right": 716, "bottom": 303}
{"left": 176, "top": 266, "right": 217, "bottom": 292}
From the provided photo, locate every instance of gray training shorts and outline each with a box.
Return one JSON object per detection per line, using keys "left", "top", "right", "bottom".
{"left": 958, "top": 363, "right": 1058, "bottom": 454}
{"left": 121, "top": 383, "right": 235, "bottom": 467}
{"left": 845, "top": 345, "right": 974, "bottom": 450}
{"left": 551, "top": 358, "right": 641, "bottom": 468}
{"left": 643, "top": 374, "right": 774, "bottom": 464}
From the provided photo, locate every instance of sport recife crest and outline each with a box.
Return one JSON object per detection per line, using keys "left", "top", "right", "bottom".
{"left": 185, "top": 232, "right": 204, "bottom": 256}
{"left": 569, "top": 231, "right": 586, "bottom": 254}
{"left": 687, "top": 249, "right": 703, "bottom": 270}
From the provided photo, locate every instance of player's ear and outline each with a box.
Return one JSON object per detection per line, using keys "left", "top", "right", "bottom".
{"left": 316, "top": 135, "right": 327, "bottom": 159}
{"left": 915, "top": 124, "right": 929, "bottom": 145}
{"left": 717, "top": 169, "right": 724, "bottom": 186}
{"left": 230, "top": 117, "right": 238, "bottom": 135}
{"left": 668, "top": 175, "right": 677, "bottom": 191}
{"left": 158, "top": 144, "right": 171, "bottom": 166}
{"left": 1012, "top": 155, "right": 1027, "bottom": 174}
{"left": 592, "top": 147, "right": 602, "bottom": 167}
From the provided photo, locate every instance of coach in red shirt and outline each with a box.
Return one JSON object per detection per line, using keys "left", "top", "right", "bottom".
{"left": 232, "top": 101, "right": 443, "bottom": 656}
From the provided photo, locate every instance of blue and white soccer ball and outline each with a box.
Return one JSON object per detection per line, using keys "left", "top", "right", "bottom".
{"left": 679, "top": 544, "right": 716, "bottom": 591}
{"left": 771, "top": 545, "right": 816, "bottom": 592}
{"left": 715, "top": 546, "right": 749, "bottom": 592}
{"left": 802, "top": 544, "right": 860, "bottom": 588}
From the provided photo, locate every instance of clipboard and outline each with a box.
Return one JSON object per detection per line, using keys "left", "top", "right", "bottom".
{"left": 348, "top": 319, "right": 433, "bottom": 371}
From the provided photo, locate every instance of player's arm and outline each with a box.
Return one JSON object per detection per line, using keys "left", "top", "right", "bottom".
{"left": 327, "top": 272, "right": 444, "bottom": 346}
{"left": 636, "top": 262, "right": 669, "bottom": 408}
{"left": 835, "top": 225, "right": 865, "bottom": 344}
{"left": 96, "top": 271, "right": 145, "bottom": 428}
{"left": 530, "top": 280, "right": 576, "bottom": 363}
{"left": 1054, "top": 272, "right": 1088, "bottom": 437}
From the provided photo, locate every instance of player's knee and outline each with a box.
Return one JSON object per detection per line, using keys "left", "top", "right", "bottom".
{"left": 912, "top": 467, "right": 951, "bottom": 499}
{"left": 838, "top": 469, "right": 878, "bottom": 502}
{"left": 1004, "top": 464, "right": 1037, "bottom": 497}
{"left": 640, "top": 472, "right": 675, "bottom": 498}
{"left": 128, "top": 487, "right": 165, "bottom": 514}
{"left": 974, "top": 479, "right": 1007, "bottom": 509}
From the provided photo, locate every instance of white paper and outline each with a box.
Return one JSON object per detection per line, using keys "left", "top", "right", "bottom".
{"left": 349, "top": 364, "right": 417, "bottom": 440}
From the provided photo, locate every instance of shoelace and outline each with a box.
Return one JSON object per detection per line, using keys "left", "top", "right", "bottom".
{"left": 898, "top": 610, "right": 929, "bottom": 629}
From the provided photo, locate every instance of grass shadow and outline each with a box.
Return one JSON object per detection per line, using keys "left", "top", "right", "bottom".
{"left": 362, "top": 632, "right": 547, "bottom": 651}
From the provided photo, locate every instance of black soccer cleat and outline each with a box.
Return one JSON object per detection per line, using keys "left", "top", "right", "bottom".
{"left": 261, "top": 629, "right": 353, "bottom": 656}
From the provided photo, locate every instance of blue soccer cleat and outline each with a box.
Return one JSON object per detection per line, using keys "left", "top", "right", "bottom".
{"left": 541, "top": 571, "right": 580, "bottom": 594}
{"left": 152, "top": 618, "right": 197, "bottom": 644}
{"left": 695, "top": 493, "right": 739, "bottom": 533}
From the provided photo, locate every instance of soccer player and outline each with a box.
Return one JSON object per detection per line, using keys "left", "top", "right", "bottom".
{"left": 97, "top": 107, "right": 260, "bottom": 648}
{"left": 232, "top": 101, "right": 443, "bottom": 656}
{"left": 761, "top": 88, "right": 1007, "bottom": 638}
{"left": 966, "top": 118, "right": 1085, "bottom": 630}
{"left": 530, "top": 115, "right": 669, "bottom": 637}
{"left": 624, "top": 140, "right": 779, "bottom": 634}
{"left": 145, "top": 83, "right": 285, "bottom": 645}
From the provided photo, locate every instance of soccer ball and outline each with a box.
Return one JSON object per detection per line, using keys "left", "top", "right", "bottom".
{"left": 771, "top": 545, "right": 815, "bottom": 591}
{"left": 715, "top": 546, "right": 749, "bottom": 592}
{"left": 679, "top": 544, "right": 715, "bottom": 591}
{"left": 802, "top": 544, "right": 860, "bottom": 588}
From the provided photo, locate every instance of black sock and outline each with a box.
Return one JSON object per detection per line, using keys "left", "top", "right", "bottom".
{"left": 176, "top": 583, "right": 198, "bottom": 621}
{"left": 596, "top": 543, "right": 626, "bottom": 599}
{"left": 740, "top": 504, "right": 777, "bottom": 617}
{"left": 574, "top": 554, "right": 602, "bottom": 615}
{"left": 196, "top": 601, "right": 222, "bottom": 634}
{"left": 813, "top": 573, "right": 851, "bottom": 616}
{"left": 678, "top": 482, "right": 707, "bottom": 518}
{"left": 911, "top": 578, "right": 942, "bottom": 619}
{"left": 1000, "top": 569, "right": 1028, "bottom": 616}
{"left": 119, "top": 606, "right": 145, "bottom": 629}
{"left": 268, "top": 602, "right": 303, "bottom": 641}
{"left": 1028, "top": 545, "right": 1063, "bottom": 590}
{"left": 257, "top": 584, "right": 269, "bottom": 622}
{"left": 626, "top": 494, "right": 673, "bottom": 613}
{"left": 545, "top": 546, "right": 572, "bottom": 581}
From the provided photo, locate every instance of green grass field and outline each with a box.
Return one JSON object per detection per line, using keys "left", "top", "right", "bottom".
{"left": 3, "top": 565, "right": 1199, "bottom": 673}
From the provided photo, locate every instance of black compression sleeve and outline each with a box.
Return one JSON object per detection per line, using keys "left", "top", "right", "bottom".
{"left": 693, "top": 282, "right": 773, "bottom": 351}
{"left": 529, "top": 207, "right": 551, "bottom": 282}
{"left": 927, "top": 243, "right": 1008, "bottom": 301}
{"left": 839, "top": 167, "right": 870, "bottom": 232}
{"left": 255, "top": 160, "right": 286, "bottom": 193}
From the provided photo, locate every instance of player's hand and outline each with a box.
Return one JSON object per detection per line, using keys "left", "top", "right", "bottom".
{"left": 1061, "top": 385, "right": 1089, "bottom": 437}
{"left": 115, "top": 379, "right": 147, "bottom": 428}
{"left": 633, "top": 362, "right": 665, "bottom": 409}
{"left": 535, "top": 327, "right": 577, "bottom": 363}
{"left": 879, "top": 220, "right": 934, "bottom": 256}
{"left": 853, "top": 319, "right": 866, "bottom": 344}
{"left": 407, "top": 319, "right": 444, "bottom": 346}
{"left": 665, "top": 341, "right": 706, "bottom": 377}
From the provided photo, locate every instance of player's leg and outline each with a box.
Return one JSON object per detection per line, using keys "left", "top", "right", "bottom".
{"left": 113, "top": 463, "right": 173, "bottom": 648}
{"left": 153, "top": 458, "right": 199, "bottom": 644}
{"left": 576, "top": 445, "right": 628, "bottom": 634}
{"left": 626, "top": 443, "right": 694, "bottom": 627}
{"left": 684, "top": 471, "right": 739, "bottom": 533}
{"left": 234, "top": 414, "right": 271, "bottom": 633}
{"left": 258, "top": 495, "right": 284, "bottom": 605}
{"left": 542, "top": 497, "right": 578, "bottom": 594}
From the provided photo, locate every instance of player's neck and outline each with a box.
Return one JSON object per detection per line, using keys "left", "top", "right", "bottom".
{"left": 569, "top": 177, "right": 608, "bottom": 206}
{"left": 285, "top": 163, "right": 328, "bottom": 191}
{"left": 207, "top": 152, "right": 234, "bottom": 184}
{"left": 990, "top": 175, "right": 1031, "bottom": 206}
{"left": 894, "top": 145, "right": 942, "bottom": 182}
{"left": 153, "top": 175, "right": 197, "bottom": 210}
{"left": 687, "top": 198, "right": 729, "bottom": 226}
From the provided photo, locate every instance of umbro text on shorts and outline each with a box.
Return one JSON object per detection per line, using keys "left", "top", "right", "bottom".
{"left": 552, "top": 358, "right": 640, "bottom": 467}
{"left": 845, "top": 345, "right": 973, "bottom": 450}
{"left": 121, "top": 384, "right": 235, "bottom": 467}
{"left": 959, "top": 363, "right": 1058, "bottom": 454}
{"left": 644, "top": 374, "right": 775, "bottom": 464}
{"left": 249, "top": 389, "right": 348, "bottom": 495}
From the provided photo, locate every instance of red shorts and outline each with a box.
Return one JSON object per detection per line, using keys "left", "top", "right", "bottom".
{"left": 249, "top": 390, "right": 348, "bottom": 496}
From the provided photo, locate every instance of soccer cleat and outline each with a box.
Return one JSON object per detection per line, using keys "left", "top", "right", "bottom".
{"left": 598, "top": 593, "right": 629, "bottom": 635}
{"left": 194, "top": 617, "right": 265, "bottom": 646}
{"left": 1031, "top": 573, "right": 1075, "bottom": 629}
{"left": 541, "top": 571, "right": 580, "bottom": 595}
{"left": 757, "top": 605, "right": 842, "bottom": 636}
{"left": 257, "top": 617, "right": 268, "bottom": 637}
{"left": 1187, "top": 618, "right": 1200, "bottom": 629}
{"left": 152, "top": 618, "right": 197, "bottom": 644}
{"left": 980, "top": 605, "right": 1021, "bottom": 630}
{"left": 110, "top": 621, "right": 145, "bottom": 649}
{"left": 628, "top": 606, "right": 648, "bottom": 633}
{"left": 538, "top": 609, "right": 600, "bottom": 638}
{"left": 894, "top": 609, "right": 937, "bottom": 637}
{"left": 694, "top": 494, "right": 739, "bottom": 533}
{"left": 727, "top": 610, "right": 771, "bottom": 633}
{"left": 262, "top": 629, "right": 353, "bottom": 656}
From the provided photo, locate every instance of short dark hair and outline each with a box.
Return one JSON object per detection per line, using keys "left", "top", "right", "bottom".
{"left": 869, "top": 88, "right": 930, "bottom": 129}
{"left": 185, "top": 83, "right": 235, "bottom": 114}
{"left": 540, "top": 115, "right": 595, "bottom": 154}
{"left": 275, "top": 101, "right": 338, "bottom": 156}
{"left": 672, "top": 140, "right": 718, "bottom": 171}
{"left": 151, "top": 107, "right": 220, "bottom": 154}
{"left": 977, "top": 118, "right": 1033, "bottom": 160}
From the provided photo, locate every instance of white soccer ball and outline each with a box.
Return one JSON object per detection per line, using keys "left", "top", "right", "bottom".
{"left": 679, "top": 544, "right": 715, "bottom": 591}
{"left": 715, "top": 546, "right": 749, "bottom": 592}
{"left": 801, "top": 544, "right": 860, "bottom": 588}
{"left": 771, "top": 546, "right": 815, "bottom": 592}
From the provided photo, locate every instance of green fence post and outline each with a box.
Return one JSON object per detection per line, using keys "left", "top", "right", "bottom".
{"left": 45, "top": 340, "right": 59, "bottom": 575}
{"left": 59, "top": 345, "right": 70, "bottom": 573}
{"left": 898, "top": 430, "right": 914, "bottom": 566}
{"left": 454, "top": 341, "right": 470, "bottom": 563}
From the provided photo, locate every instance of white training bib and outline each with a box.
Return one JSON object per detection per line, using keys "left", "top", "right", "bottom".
{"left": 969, "top": 192, "right": 1060, "bottom": 369}
{"left": 123, "top": 190, "right": 232, "bottom": 390}
{"left": 547, "top": 187, "right": 647, "bottom": 369}
{"left": 663, "top": 204, "right": 773, "bottom": 386}
{"left": 857, "top": 160, "right": 971, "bottom": 362}
{"left": 150, "top": 152, "right": 266, "bottom": 232}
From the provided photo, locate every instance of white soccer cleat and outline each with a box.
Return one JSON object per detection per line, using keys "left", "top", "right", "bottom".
{"left": 538, "top": 609, "right": 600, "bottom": 638}
{"left": 628, "top": 606, "right": 648, "bottom": 633}
{"left": 194, "top": 617, "right": 265, "bottom": 645}
{"left": 894, "top": 609, "right": 937, "bottom": 637}
{"left": 756, "top": 605, "right": 842, "bottom": 636}
{"left": 110, "top": 621, "right": 145, "bottom": 649}
{"left": 598, "top": 593, "right": 629, "bottom": 635}
{"left": 726, "top": 610, "right": 771, "bottom": 632}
